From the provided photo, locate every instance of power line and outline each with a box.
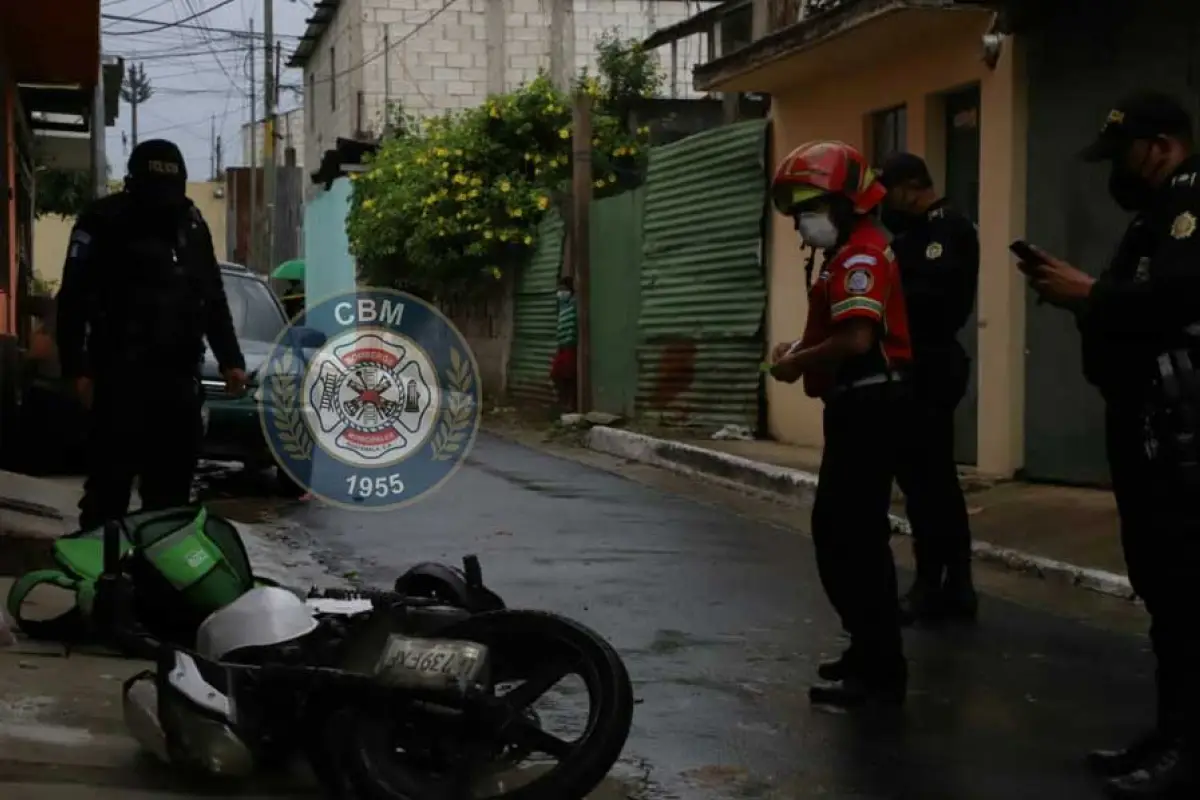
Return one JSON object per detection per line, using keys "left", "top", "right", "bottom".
{"left": 101, "top": 12, "right": 300, "bottom": 38}
{"left": 118, "top": 0, "right": 179, "bottom": 16}
{"left": 179, "top": 0, "right": 249, "bottom": 97}
{"left": 111, "top": 45, "right": 246, "bottom": 60}
{"left": 103, "top": 0, "right": 240, "bottom": 35}
{"left": 156, "top": 86, "right": 240, "bottom": 95}
{"left": 308, "top": 0, "right": 457, "bottom": 85}
{"left": 139, "top": 100, "right": 254, "bottom": 137}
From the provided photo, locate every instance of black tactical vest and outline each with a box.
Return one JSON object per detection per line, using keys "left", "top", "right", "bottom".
{"left": 89, "top": 199, "right": 211, "bottom": 375}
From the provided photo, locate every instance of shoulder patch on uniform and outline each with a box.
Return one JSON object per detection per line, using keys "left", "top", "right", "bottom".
{"left": 1171, "top": 172, "right": 1198, "bottom": 188}
{"left": 67, "top": 229, "right": 92, "bottom": 258}
{"left": 842, "top": 253, "right": 878, "bottom": 269}
{"left": 925, "top": 242, "right": 943, "bottom": 260}
{"left": 844, "top": 268, "right": 874, "bottom": 295}
{"left": 1171, "top": 211, "right": 1197, "bottom": 240}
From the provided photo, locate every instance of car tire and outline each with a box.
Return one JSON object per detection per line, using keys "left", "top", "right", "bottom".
{"left": 274, "top": 466, "right": 308, "bottom": 498}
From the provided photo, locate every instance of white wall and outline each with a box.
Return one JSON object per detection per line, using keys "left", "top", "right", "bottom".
{"left": 303, "top": 0, "right": 367, "bottom": 178}
{"left": 241, "top": 107, "right": 307, "bottom": 168}
{"left": 302, "top": 0, "right": 718, "bottom": 160}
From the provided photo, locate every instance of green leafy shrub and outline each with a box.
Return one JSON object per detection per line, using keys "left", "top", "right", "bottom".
{"left": 347, "top": 31, "right": 662, "bottom": 298}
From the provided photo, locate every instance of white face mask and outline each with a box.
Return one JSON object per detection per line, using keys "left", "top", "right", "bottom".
{"left": 797, "top": 212, "right": 839, "bottom": 249}
{"left": 557, "top": 290, "right": 571, "bottom": 301}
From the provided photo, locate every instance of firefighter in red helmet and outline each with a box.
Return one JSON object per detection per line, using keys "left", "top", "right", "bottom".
{"left": 768, "top": 140, "right": 914, "bottom": 708}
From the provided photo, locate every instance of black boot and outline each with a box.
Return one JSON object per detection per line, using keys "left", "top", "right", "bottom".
{"left": 1087, "top": 730, "right": 1173, "bottom": 778}
{"left": 810, "top": 658, "right": 906, "bottom": 709}
{"left": 818, "top": 648, "right": 861, "bottom": 682}
{"left": 941, "top": 565, "right": 978, "bottom": 623}
{"left": 1103, "top": 741, "right": 1199, "bottom": 798}
{"left": 899, "top": 578, "right": 943, "bottom": 626}
{"left": 818, "top": 656, "right": 849, "bottom": 682}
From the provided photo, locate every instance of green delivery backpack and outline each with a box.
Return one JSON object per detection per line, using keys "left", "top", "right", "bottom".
{"left": 6, "top": 505, "right": 275, "bottom": 647}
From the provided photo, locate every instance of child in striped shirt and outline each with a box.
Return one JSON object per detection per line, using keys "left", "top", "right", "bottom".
{"left": 550, "top": 275, "right": 578, "bottom": 411}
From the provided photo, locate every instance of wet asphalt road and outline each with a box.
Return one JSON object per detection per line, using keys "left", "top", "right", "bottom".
{"left": 268, "top": 433, "right": 1151, "bottom": 800}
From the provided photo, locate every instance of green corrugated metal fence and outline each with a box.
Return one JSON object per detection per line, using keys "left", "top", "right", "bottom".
{"left": 636, "top": 119, "right": 768, "bottom": 429}
{"left": 507, "top": 212, "right": 564, "bottom": 405}
{"left": 589, "top": 186, "right": 645, "bottom": 418}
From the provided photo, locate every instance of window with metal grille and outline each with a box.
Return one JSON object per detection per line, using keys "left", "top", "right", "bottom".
{"left": 308, "top": 72, "right": 315, "bottom": 130}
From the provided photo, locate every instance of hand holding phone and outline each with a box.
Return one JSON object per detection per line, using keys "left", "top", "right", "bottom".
{"left": 1010, "top": 240, "right": 1048, "bottom": 276}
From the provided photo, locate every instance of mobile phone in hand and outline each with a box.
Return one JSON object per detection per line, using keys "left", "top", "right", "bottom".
{"left": 1010, "top": 240, "right": 1048, "bottom": 275}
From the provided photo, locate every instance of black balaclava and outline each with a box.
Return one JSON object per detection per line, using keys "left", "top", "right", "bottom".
{"left": 125, "top": 139, "right": 189, "bottom": 219}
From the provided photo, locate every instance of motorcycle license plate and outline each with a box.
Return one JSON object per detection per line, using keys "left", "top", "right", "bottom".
{"left": 374, "top": 635, "right": 488, "bottom": 691}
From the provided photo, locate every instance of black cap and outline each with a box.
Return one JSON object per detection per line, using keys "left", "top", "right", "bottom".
{"left": 127, "top": 139, "right": 187, "bottom": 181}
{"left": 877, "top": 152, "right": 932, "bottom": 189}
{"left": 1080, "top": 91, "right": 1193, "bottom": 162}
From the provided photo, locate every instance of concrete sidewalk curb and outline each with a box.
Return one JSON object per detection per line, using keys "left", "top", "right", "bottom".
{"left": 0, "top": 470, "right": 347, "bottom": 590}
{"left": 584, "top": 426, "right": 1136, "bottom": 602}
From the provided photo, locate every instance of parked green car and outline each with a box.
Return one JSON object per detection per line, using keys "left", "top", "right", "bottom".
{"left": 202, "top": 263, "right": 325, "bottom": 491}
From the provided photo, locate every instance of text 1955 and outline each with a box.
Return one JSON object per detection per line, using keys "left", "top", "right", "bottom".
{"left": 347, "top": 475, "right": 405, "bottom": 498}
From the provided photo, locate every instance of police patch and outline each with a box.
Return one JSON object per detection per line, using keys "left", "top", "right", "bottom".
{"left": 1171, "top": 211, "right": 1197, "bottom": 240}
{"left": 148, "top": 160, "right": 181, "bottom": 175}
{"left": 260, "top": 288, "right": 482, "bottom": 511}
{"left": 67, "top": 230, "right": 91, "bottom": 259}
{"left": 925, "top": 242, "right": 943, "bottom": 260}
{"left": 844, "top": 268, "right": 874, "bottom": 295}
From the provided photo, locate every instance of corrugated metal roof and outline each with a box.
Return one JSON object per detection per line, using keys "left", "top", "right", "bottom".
{"left": 286, "top": 0, "right": 342, "bottom": 68}
{"left": 507, "top": 213, "right": 565, "bottom": 406}
{"left": 637, "top": 119, "right": 768, "bottom": 429}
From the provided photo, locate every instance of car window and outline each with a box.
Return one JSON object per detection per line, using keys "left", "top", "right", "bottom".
{"left": 221, "top": 272, "right": 287, "bottom": 343}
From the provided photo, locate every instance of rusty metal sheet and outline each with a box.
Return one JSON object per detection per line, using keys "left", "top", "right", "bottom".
{"left": 507, "top": 212, "right": 564, "bottom": 406}
{"left": 637, "top": 119, "right": 768, "bottom": 429}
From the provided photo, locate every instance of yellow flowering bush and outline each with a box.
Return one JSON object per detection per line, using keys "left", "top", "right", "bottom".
{"left": 348, "top": 32, "right": 662, "bottom": 297}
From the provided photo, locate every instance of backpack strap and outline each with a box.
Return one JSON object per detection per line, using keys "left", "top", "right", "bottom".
{"left": 5, "top": 569, "right": 94, "bottom": 641}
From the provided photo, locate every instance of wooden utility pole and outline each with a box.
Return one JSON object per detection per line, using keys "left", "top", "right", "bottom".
{"left": 263, "top": 0, "right": 278, "bottom": 273}
{"left": 571, "top": 91, "right": 593, "bottom": 414}
{"left": 120, "top": 62, "right": 153, "bottom": 148}
{"left": 383, "top": 24, "right": 391, "bottom": 133}
{"left": 248, "top": 17, "right": 258, "bottom": 271}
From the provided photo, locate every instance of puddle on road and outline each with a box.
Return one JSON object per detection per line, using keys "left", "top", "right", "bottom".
{"left": 468, "top": 763, "right": 645, "bottom": 799}
{"left": 0, "top": 695, "right": 94, "bottom": 746}
{"left": 0, "top": 721, "right": 93, "bottom": 745}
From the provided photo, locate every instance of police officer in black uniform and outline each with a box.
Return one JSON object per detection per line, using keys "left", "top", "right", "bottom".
{"left": 56, "top": 140, "right": 247, "bottom": 531}
{"left": 877, "top": 153, "right": 980, "bottom": 625}
{"left": 1024, "top": 91, "right": 1200, "bottom": 799}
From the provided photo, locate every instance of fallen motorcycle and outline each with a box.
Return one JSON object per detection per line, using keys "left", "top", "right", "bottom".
{"left": 101, "top": 523, "right": 635, "bottom": 799}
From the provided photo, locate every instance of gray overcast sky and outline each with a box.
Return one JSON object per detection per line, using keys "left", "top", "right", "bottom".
{"left": 102, "top": 0, "right": 312, "bottom": 181}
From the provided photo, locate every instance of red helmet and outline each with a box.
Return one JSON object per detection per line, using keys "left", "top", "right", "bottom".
{"left": 771, "top": 140, "right": 887, "bottom": 216}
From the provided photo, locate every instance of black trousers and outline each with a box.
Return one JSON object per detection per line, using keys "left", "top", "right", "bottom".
{"left": 811, "top": 381, "right": 907, "bottom": 672}
{"left": 1106, "top": 404, "right": 1200, "bottom": 741}
{"left": 895, "top": 353, "right": 973, "bottom": 583}
{"left": 78, "top": 374, "right": 203, "bottom": 531}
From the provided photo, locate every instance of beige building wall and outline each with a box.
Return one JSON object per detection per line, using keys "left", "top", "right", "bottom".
{"left": 715, "top": 9, "right": 1027, "bottom": 476}
{"left": 241, "top": 107, "right": 306, "bottom": 169}
{"left": 299, "top": 0, "right": 714, "bottom": 184}
{"left": 34, "top": 180, "right": 229, "bottom": 287}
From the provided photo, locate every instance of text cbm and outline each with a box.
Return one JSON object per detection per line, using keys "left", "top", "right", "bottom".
{"left": 334, "top": 299, "right": 405, "bottom": 328}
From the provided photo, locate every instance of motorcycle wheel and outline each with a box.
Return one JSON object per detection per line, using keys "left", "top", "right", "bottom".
{"left": 340, "top": 609, "right": 634, "bottom": 800}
